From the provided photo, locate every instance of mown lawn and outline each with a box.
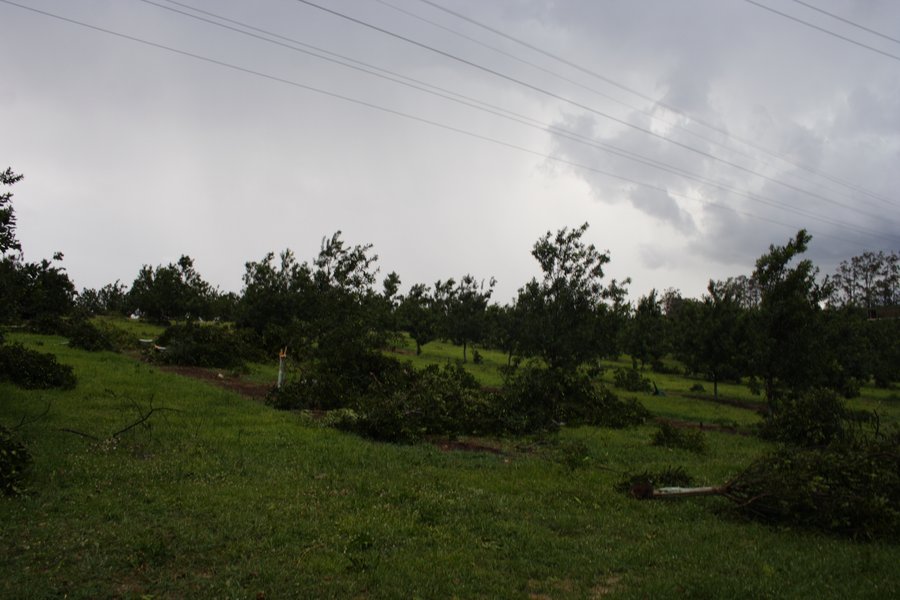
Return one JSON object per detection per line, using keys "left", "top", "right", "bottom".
{"left": 1, "top": 331, "right": 898, "bottom": 598}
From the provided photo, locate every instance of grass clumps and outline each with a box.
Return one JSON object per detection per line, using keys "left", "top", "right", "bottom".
{"left": 0, "top": 425, "right": 31, "bottom": 496}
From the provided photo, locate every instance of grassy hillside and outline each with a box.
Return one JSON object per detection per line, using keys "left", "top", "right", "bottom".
{"left": 1, "top": 331, "right": 898, "bottom": 598}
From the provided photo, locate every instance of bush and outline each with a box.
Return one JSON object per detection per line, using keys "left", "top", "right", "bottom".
{"left": 728, "top": 434, "right": 900, "bottom": 540}
{"left": 501, "top": 365, "right": 649, "bottom": 434}
{"left": 348, "top": 363, "right": 501, "bottom": 443}
{"left": 651, "top": 422, "right": 708, "bottom": 453}
{"left": 0, "top": 343, "right": 76, "bottom": 389}
{"left": 25, "top": 315, "right": 70, "bottom": 336}
{"left": 689, "top": 383, "right": 706, "bottom": 393}
{"left": 613, "top": 367, "right": 653, "bottom": 393}
{"left": 0, "top": 425, "right": 31, "bottom": 496}
{"left": 67, "top": 319, "right": 115, "bottom": 352}
{"left": 760, "top": 387, "right": 875, "bottom": 447}
{"left": 154, "top": 323, "right": 254, "bottom": 370}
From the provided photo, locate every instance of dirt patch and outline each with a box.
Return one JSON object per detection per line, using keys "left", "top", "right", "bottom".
{"left": 675, "top": 392, "right": 766, "bottom": 413}
{"left": 428, "top": 437, "right": 506, "bottom": 455}
{"left": 654, "top": 416, "right": 752, "bottom": 436}
{"left": 158, "top": 365, "right": 272, "bottom": 400}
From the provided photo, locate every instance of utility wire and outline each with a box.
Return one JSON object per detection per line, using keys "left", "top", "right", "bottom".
{"left": 0, "top": 0, "right": 879, "bottom": 250}
{"left": 414, "top": 0, "right": 897, "bottom": 208}
{"left": 136, "top": 0, "right": 899, "bottom": 243}
{"left": 371, "top": 0, "right": 764, "bottom": 169}
{"left": 743, "top": 0, "right": 900, "bottom": 62}
{"left": 791, "top": 0, "right": 900, "bottom": 46}
{"left": 294, "top": 0, "right": 900, "bottom": 226}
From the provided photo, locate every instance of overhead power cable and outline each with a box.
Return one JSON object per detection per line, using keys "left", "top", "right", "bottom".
{"left": 0, "top": 0, "right": 882, "bottom": 250}
{"left": 743, "top": 0, "right": 900, "bottom": 62}
{"left": 370, "top": 0, "right": 764, "bottom": 168}
{"left": 294, "top": 0, "right": 900, "bottom": 226}
{"left": 414, "top": 0, "right": 897, "bottom": 208}
{"left": 790, "top": 0, "right": 900, "bottom": 46}
{"left": 137, "top": 0, "right": 899, "bottom": 243}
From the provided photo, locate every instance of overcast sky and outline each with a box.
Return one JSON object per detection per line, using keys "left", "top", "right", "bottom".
{"left": 2, "top": 0, "right": 899, "bottom": 303}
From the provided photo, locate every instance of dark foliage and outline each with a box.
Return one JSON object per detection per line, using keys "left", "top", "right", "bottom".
{"left": 651, "top": 422, "right": 708, "bottom": 453}
{"left": 67, "top": 319, "right": 115, "bottom": 352}
{"left": 0, "top": 343, "right": 76, "bottom": 390}
{"left": 500, "top": 365, "right": 649, "bottom": 434}
{"left": 347, "top": 363, "right": 499, "bottom": 443}
{"left": 615, "top": 466, "right": 695, "bottom": 498}
{"left": 0, "top": 424, "right": 31, "bottom": 496}
{"left": 759, "top": 387, "right": 876, "bottom": 447}
{"left": 728, "top": 435, "right": 900, "bottom": 540}
{"left": 154, "top": 323, "right": 254, "bottom": 370}
{"left": 613, "top": 367, "right": 653, "bottom": 393}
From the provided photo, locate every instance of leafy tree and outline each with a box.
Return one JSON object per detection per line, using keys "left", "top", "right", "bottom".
{"left": 483, "top": 303, "right": 521, "bottom": 367}
{"left": 624, "top": 289, "right": 666, "bottom": 370}
{"left": 0, "top": 253, "right": 75, "bottom": 323}
{"left": 444, "top": 274, "right": 495, "bottom": 362}
{"left": 831, "top": 250, "right": 899, "bottom": 309}
{"left": 696, "top": 280, "right": 748, "bottom": 400}
{"left": 515, "top": 223, "right": 625, "bottom": 370}
{"left": 128, "top": 255, "right": 214, "bottom": 323}
{"left": 0, "top": 168, "right": 23, "bottom": 255}
{"left": 749, "top": 230, "right": 831, "bottom": 401}
{"left": 237, "top": 249, "right": 314, "bottom": 351}
{"left": 396, "top": 283, "right": 438, "bottom": 355}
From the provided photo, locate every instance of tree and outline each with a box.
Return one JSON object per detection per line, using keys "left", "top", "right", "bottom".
{"left": 749, "top": 230, "right": 831, "bottom": 401}
{"left": 0, "top": 168, "right": 23, "bottom": 255}
{"left": 443, "top": 274, "right": 495, "bottom": 362}
{"left": 237, "top": 249, "right": 314, "bottom": 351}
{"left": 831, "top": 251, "right": 899, "bottom": 309}
{"left": 127, "top": 256, "right": 214, "bottom": 324}
{"left": 697, "top": 280, "right": 748, "bottom": 400}
{"left": 624, "top": 289, "right": 666, "bottom": 370}
{"left": 515, "top": 223, "right": 625, "bottom": 370}
{"left": 396, "top": 283, "right": 438, "bottom": 355}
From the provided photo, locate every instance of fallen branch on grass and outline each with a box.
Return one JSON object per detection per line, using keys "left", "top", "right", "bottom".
{"left": 624, "top": 438, "right": 900, "bottom": 540}
{"left": 56, "top": 400, "right": 181, "bottom": 442}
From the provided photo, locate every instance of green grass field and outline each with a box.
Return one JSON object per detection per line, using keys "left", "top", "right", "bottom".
{"left": 1, "top": 329, "right": 898, "bottom": 598}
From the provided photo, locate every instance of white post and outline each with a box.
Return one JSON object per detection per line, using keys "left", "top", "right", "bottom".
{"left": 277, "top": 347, "right": 287, "bottom": 388}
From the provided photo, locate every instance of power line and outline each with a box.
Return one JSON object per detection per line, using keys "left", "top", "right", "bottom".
{"left": 0, "top": 0, "right": 882, "bottom": 250}
{"left": 744, "top": 0, "right": 900, "bottom": 62}
{"left": 791, "top": 0, "right": 900, "bottom": 46}
{"left": 137, "top": 0, "right": 900, "bottom": 243}
{"left": 130, "top": 0, "right": 897, "bottom": 244}
{"left": 414, "top": 0, "right": 898, "bottom": 208}
{"left": 371, "top": 0, "right": 765, "bottom": 169}
{"left": 294, "top": 0, "right": 900, "bottom": 226}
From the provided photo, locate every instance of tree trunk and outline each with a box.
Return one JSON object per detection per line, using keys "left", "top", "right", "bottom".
{"left": 462, "top": 341, "right": 468, "bottom": 363}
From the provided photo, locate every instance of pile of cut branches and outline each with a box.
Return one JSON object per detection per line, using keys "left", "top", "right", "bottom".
{"left": 623, "top": 433, "right": 900, "bottom": 540}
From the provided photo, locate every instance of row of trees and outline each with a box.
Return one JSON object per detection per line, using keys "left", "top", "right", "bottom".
{"left": 2, "top": 167, "right": 898, "bottom": 409}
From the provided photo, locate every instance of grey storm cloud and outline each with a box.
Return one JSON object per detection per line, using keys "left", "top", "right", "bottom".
{"left": 1, "top": 0, "right": 898, "bottom": 301}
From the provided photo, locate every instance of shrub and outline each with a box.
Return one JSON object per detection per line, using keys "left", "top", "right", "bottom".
{"left": 613, "top": 367, "right": 653, "bottom": 393}
{"left": 268, "top": 352, "right": 408, "bottom": 411}
{"left": 0, "top": 425, "right": 31, "bottom": 496}
{"left": 501, "top": 365, "right": 649, "bottom": 434}
{"left": 348, "top": 363, "right": 501, "bottom": 443}
{"left": 759, "top": 387, "right": 875, "bottom": 447}
{"left": 727, "top": 434, "right": 900, "bottom": 540}
{"left": 67, "top": 319, "right": 115, "bottom": 352}
{"left": 25, "top": 315, "right": 70, "bottom": 336}
{"left": 155, "top": 323, "right": 254, "bottom": 370}
{"left": 0, "top": 343, "right": 76, "bottom": 389}
{"left": 689, "top": 383, "right": 706, "bottom": 393}
{"left": 651, "top": 422, "right": 708, "bottom": 453}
